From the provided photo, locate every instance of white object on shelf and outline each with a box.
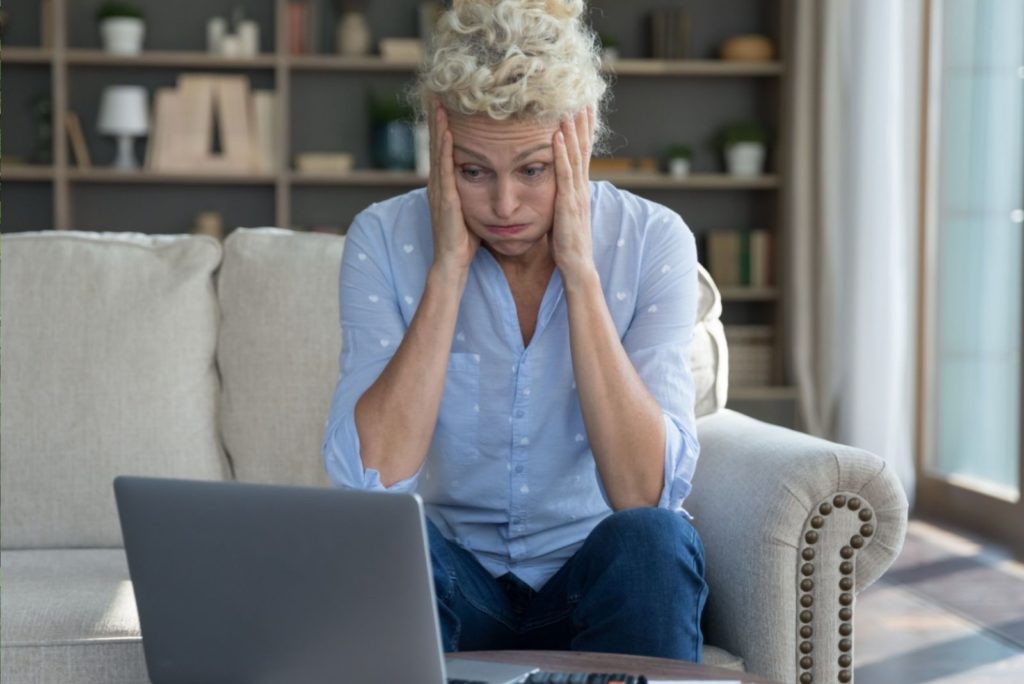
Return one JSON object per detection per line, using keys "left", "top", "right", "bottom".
{"left": 725, "top": 142, "right": 765, "bottom": 177}
{"left": 238, "top": 21, "right": 259, "bottom": 57}
{"left": 98, "top": 85, "right": 149, "bottom": 171}
{"left": 336, "top": 11, "right": 372, "bottom": 57}
{"left": 668, "top": 157, "right": 690, "bottom": 178}
{"left": 100, "top": 17, "right": 145, "bottom": 55}
{"left": 207, "top": 17, "right": 227, "bottom": 54}
{"left": 221, "top": 34, "right": 242, "bottom": 57}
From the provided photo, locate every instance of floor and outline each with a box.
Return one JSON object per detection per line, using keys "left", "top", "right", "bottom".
{"left": 854, "top": 519, "right": 1024, "bottom": 683}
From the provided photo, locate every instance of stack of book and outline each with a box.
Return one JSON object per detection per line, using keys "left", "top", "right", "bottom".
{"left": 147, "top": 74, "right": 277, "bottom": 174}
{"left": 704, "top": 229, "right": 773, "bottom": 288}
{"left": 649, "top": 8, "right": 690, "bottom": 59}
{"left": 287, "top": 0, "right": 320, "bottom": 55}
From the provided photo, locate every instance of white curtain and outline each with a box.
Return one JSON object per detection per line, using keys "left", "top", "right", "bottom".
{"left": 784, "top": 0, "right": 924, "bottom": 502}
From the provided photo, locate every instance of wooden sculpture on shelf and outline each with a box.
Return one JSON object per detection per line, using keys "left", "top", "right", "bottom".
{"left": 147, "top": 74, "right": 275, "bottom": 175}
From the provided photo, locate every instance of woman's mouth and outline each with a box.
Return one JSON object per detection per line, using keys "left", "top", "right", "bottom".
{"left": 486, "top": 224, "right": 528, "bottom": 236}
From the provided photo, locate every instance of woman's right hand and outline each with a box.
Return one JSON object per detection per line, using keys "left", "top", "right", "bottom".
{"left": 427, "top": 101, "right": 479, "bottom": 276}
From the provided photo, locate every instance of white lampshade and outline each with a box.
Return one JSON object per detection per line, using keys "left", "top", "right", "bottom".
{"left": 97, "top": 86, "right": 149, "bottom": 136}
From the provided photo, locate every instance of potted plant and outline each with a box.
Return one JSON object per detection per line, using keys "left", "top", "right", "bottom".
{"left": 369, "top": 91, "right": 416, "bottom": 171}
{"left": 664, "top": 143, "right": 693, "bottom": 178}
{"left": 97, "top": 1, "right": 145, "bottom": 55}
{"left": 599, "top": 33, "right": 620, "bottom": 62}
{"left": 721, "top": 122, "right": 767, "bottom": 177}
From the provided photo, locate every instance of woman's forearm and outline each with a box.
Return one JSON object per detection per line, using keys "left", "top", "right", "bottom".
{"left": 564, "top": 266, "right": 666, "bottom": 510}
{"left": 354, "top": 263, "right": 467, "bottom": 486}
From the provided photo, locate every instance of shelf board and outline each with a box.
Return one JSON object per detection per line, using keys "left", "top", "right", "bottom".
{"left": 604, "top": 59, "right": 784, "bottom": 77}
{"left": 4, "top": 165, "right": 56, "bottom": 181}
{"left": 591, "top": 172, "right": 780, "bottom": 190}
{"left": 719, "top": 287, "right": 779, "bottom": 301}
{"left": 67, "top": 168, "right": 277, "bottom": 185}
{"left": 289, "top": 54, "right": 420, "bottom": 72}
{"left": 65, "top": 50, "right": 277, "bottom": 69}
{"left": 290, "top": 170, "right": 427, "bottom": 186}
{"left": 4, "top": 47, "right": 55, "bottom": 64}
{"left": 728, "top": 386, "right": 800, "bottom": 401}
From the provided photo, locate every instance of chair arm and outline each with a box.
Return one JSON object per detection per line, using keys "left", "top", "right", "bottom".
{"left": 688, "top": 409, "right": 908, "bottom": 683}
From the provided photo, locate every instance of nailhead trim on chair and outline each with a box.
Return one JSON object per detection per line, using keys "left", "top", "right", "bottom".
{"left": 797, "top": 493, "right": 875, "bottom": 683}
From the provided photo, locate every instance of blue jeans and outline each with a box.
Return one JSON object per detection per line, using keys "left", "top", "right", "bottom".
{"left": 427, "top": 507, "right": 708, "bottom": 661}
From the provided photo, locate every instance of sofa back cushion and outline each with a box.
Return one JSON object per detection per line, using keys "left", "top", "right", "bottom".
{"left": 0, "top": 232, "right": 229, "bottom": 549}
{"left": 693, "top": 264, "right": 729, "bottom": 417}
{"left": 217, "top": 229, "right": 343, "bottom": 487}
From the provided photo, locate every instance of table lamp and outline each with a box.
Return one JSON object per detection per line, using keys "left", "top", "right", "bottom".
{"left": 97, "top": 86, "right": 149, "bottom": 171}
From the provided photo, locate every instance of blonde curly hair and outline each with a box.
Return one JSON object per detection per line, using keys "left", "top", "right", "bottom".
{"left": 412, "top": 0, "right": 611, "bottom": 150}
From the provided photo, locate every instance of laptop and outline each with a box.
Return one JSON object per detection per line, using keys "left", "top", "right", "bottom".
{"left": 114, "top": 476, "right": 539, "bottom": 684}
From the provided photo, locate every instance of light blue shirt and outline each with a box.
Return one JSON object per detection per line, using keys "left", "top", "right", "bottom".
{"left": 323, "top": 181, "right": 700, "bottom": 590}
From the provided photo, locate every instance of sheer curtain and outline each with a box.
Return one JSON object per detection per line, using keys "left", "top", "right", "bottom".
{"left": 784, "top": 0, "right": 924, "bottom": 501}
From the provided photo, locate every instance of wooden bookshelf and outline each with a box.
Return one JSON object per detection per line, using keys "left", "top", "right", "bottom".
{"left": 65, "top": 50, "right": 278, "bottom": 70}
{"left": 4, "top": 47, "right": 55, "bottom": 64}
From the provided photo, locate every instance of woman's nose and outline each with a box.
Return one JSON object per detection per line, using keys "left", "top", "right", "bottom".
{"left": 491, "top": 176, "right": 518, "bottom": 219}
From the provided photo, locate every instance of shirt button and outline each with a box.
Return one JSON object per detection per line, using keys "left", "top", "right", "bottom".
{"left": 515, "top": 409, "right": 525, "bottom": 418}
{"left": 519, "top": 437, "right": 530, "bottom": 446}
{"left": 515, "top": 464, "right": 524, "bottom": 473}
{"left": 523, "top": 388, "right": 531, "bottom": 397}
{"left": 512, "top": 517, "right": 522, "bottom": 525}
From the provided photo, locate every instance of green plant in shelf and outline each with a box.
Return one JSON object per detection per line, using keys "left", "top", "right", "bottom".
{"left": 368, "top": 91, "right": 415, "bottom": 124}
{"left": 96, "top": 1, "right": 145, "bottom": 21}
{"left": 720, "top": 122, "right": 767, "bottom": 148}
{"left": 664, "top": 143, "right": 693, "bottom": 160}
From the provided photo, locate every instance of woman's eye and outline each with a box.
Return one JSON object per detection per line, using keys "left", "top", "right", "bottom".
{"left": 522, "top": 164, "right": 548, "bottom": 179}
{"left": 460, "top": 167, "right": 486, "bottom": 181}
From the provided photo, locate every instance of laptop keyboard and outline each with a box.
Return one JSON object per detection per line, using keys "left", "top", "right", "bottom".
{"left": 448, "top": 673, "right": 648, "bottom": 684}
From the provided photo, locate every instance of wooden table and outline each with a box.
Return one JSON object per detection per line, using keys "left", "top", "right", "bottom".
{"left": 449, "top": 651, "right": 779, "bottom": 683}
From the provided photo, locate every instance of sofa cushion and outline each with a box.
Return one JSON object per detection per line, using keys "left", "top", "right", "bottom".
{"left": 0, "top": 232, "right": 229, "bottom": 549}
{"left": 217, "top": 228, "right": 344, "bottom": 486}
{"left": 692, "top": 264, "right": 729, "bottom": 417}
{"left": 0, "top": 549, "right": 147, "bottom": 684}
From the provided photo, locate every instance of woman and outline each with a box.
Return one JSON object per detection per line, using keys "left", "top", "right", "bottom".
{"left": 323, "top": 0, "right": 706, "bottom": 660}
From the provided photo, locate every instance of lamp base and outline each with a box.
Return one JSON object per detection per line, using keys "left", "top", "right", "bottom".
{"left": 112, "top": 135, "right": 139, "bottom": 171}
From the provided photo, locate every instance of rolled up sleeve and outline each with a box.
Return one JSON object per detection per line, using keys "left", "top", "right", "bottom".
{"left": 622, "top": 209, "right": 700, "bottom": 512}
{"left": 321, "top": 211, "right": 420, "bottom": 493}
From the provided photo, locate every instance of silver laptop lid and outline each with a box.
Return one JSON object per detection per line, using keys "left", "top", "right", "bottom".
{"left": 115, "top": 477, "right": 448, "bottom": 684}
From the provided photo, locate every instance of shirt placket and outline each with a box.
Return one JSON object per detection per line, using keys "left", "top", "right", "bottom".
{"left": 508, "top": 352, "right": 531, "bottom": 561}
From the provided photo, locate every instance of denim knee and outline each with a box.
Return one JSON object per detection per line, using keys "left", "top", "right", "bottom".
{"left": 587, "top": 508, "right": 705, "bottom": 578}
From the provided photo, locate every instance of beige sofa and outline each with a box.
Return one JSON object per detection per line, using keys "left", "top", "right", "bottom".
{"left": 0, "top": 229, "right": 907, "bottom": 683}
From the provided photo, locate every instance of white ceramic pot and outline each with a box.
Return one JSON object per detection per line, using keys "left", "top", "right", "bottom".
{"left": 725, "top": 142, "right": 765, "bottom": 177}
{"left": 100, "top": 17, "right": 145, "bottom": 55}
{"left": 668, "top": 157, "right": 691, "bottom": 178}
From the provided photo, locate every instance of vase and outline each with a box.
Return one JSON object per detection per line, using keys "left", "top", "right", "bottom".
{"left": 100, "top": 18, "right": 145, "bottom": 55}
{"left": 336, "top": 11, "right": 371, "bottom": 57}
{"left": 372, "top": 121, "right": 416, "bottom": 170}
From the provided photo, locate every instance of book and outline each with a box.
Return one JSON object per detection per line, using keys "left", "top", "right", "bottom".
{"left": 287, "top": 0, "right": 308, "bottom": 55}
{"left": 705, "top": 229, "right": 773, "bottom": 288}
{"left": 379, "top": 38, "right": 424, "bottom": 62}
{"left": 65, "top": 112, "right": 91, "bottom": 168}
{"left": 211, "top": 76, "right": 254, "bottom": 172}
{"left": 150, "top": 88, "right": 187, "bottom": 170}
{"left": 749, "top": 229, "right": 773, "bottom": 287}
{"left": 706, "top": 231, "right": 744, "bottom": 287}
{"left": 252, "top": 90, "right": 277, "bottom": 173}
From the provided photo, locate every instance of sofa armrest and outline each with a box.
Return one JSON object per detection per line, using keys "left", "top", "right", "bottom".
{"left": 688, "top": 409, "right": 908, "bottom": 683}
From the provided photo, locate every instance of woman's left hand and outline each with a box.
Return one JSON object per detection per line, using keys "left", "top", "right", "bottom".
{"left": 551, "top": 106, "right": 597, "bottom": 283}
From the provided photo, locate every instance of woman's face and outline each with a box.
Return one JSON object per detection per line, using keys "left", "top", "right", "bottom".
{"left": 446, "top": 113, "right": 559, "bottom": 262}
